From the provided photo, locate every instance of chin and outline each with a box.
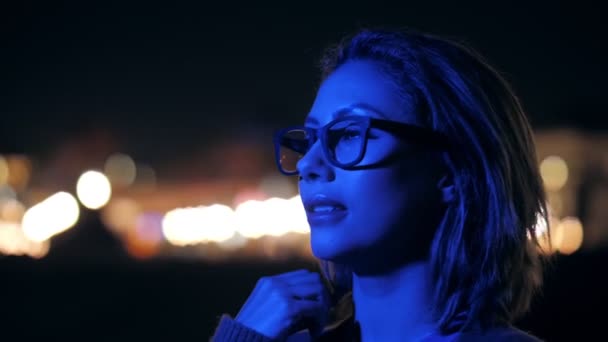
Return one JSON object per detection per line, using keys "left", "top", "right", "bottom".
{"left": 310, "top": 237, "right": 340, "bottom": 261}
{"left": 310, "top": 241, "right": 336, "bottom": 260}
{"left": 310, "top": 236, "right": 359, "bottom": 264}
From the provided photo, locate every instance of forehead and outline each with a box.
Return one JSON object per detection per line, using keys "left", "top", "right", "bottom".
{"left": 306, "top": 60, "right": 415, "bottom": 126}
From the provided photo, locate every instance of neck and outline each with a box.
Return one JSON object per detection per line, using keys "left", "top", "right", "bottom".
{"left": 352, "top": 260, "right": 436, "bottom": 342}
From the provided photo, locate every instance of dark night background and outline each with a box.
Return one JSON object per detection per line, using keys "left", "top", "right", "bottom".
{"left": 1, "top": 1, "right": 607, "bottom": 341}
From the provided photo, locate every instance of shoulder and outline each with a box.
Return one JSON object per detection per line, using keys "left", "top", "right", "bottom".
{"left": 286, "top": 330, "right": 312, "bottom": 342}
{"left": 453, "top": 325, "right": 543, "bottom": 342}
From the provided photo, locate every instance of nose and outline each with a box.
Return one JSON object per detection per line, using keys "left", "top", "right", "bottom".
{"left": 296, "top": 139, "right": 335, "bottom": 182}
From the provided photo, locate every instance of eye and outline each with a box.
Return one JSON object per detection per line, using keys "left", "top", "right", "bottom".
{"left": 342, "top": 126, "right": 362, "bottom": 140}
{"left": 328, "top": 125, "right": 362, "bottom": 145}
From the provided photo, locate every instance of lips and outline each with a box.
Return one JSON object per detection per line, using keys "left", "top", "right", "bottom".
{"left": 303, "top": 194, "right": 347, "bottom": 213}
{"left": 302, "top": 194, "right": 348, "bottom": 225}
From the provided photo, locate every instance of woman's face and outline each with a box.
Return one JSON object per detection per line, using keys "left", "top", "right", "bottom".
{"left": 298, "top": 60, "right": 446, "bottom": 270}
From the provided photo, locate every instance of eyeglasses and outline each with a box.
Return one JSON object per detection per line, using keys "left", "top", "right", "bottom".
{"left": 273, "top": 115, "right": 449, "bottom": 176}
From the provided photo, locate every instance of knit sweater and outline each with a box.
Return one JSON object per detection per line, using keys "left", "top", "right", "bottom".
{"left": 210, "top": 314, "right": 543, "bottom": 342}
{"left": 211, "top": 289, "right": 543, "bottom": 341}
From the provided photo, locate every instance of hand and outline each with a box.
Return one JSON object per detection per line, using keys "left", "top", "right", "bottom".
{"left": 235, "top": 269, "right": 330, "bottom": 340}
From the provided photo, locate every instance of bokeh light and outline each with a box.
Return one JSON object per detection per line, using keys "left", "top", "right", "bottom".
{"left": 540, "top": 156, "right": 569, "bottom": 191}
{"left": 234, "top": 199, "right": 268, "bottom": 239}
{"left": 199, "top": 204, "right": 237, "bottom": 243}
{"left": 22, "top": 192, "right": 80, "bottom": 242}
{"left": 263, "top": 197, "right": 304, "bottom": 237}
{"left": 76, "top": 170, "right": 112, "bottom": 209}
{"left": 234, "top": 196, "right": 309, "bottom": 239}
{"left": 4, "top": 155, "right": 31, "bottom": 191}
{"left": 287, "top": 195, "right": 309, "bottom": 234}
{"left": 257, "top": 174, "right": 297, "bottom": 198}
{"left": 0, "top": 155, "right": 9, "bottom": 186}
{"left": 554, "top": 217, "right": 584, "bottom": 255}
{"left": 104, "top": 153, "right": 137, "bottom": 187}
{"left": 0, "top": 220, "right": 50, "bottom": 258}
{"left": 162, "top": 207, "right": 197, "bottom": 246}
{"left": 100, "top": 197, "right": 142, "bottom": 236}
{"left": 124, "top": 212, "right": 164, "bottom": 259}
{"left": 217, "top": 232, "right": 248, "bottom": 251}
{"left": 0, "top": 185, "right": 16, "bottom": 201}
{"left": 162, "top": 204, "right": 237, "bottom": 246}
{"left": 0, "top": 199, "right": 26, "bottom": 222}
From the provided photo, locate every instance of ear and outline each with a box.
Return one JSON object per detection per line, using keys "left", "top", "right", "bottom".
{"left": 437, "top": 175, "right": 456, "bottom": 204}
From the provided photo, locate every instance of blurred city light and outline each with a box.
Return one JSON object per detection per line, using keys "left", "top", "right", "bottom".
{"left": 198, "top": 204, "right": 237, "bottom": 243}
{"left": 134, "top": 212, "right": 164, "bottom": 244}
{"left": 76, "top": 170, "right": 112, "bottom": 209}
{"left": 257, "top": 174, "right": 297, "bottom": 198}
{"left": 234, "top": 195, "right": 309, "bottom": 238}
{"left": 234, "top": 199, "right": 270, "bottom": 239}
{"left": 124, "top": 212, "right": 164, "bottom": 259}
{"left": 162, "top": 207, "right": 208, "bottom": 246}
{"left": 0, "top": 199, "right": 26, "bottom": 222}
{"left": 162, "top": 204, "right": 237, "bottom": 246}
{"left": 0, "top": 185, "right": 16, "bottom": 202}
{"left": 217, "top": 232, "right": 248, "bottom": 251}
{"left": 22, "top": 192, "right": 80, "bottom": 242}
{"left": 546, "top": 191, "right": 564, "bottom": 217}
{"left": 161, "top": 195, "right": 309, "bottom": 249}
{"left": 0, "top": 155, "right": 9, "bottom": 186}
{"left": 104, "top": 153, "right": 137, "bottom": 187}
{"left": 100, "top": 197, "right": 142, "bottom": 235}
{"left": 3, "top": 154, "right": 31, "bottom": 191}
{"left": 2, "top": 132, "right": 602, "bottom": 262}
{"left": 263, "top": 197, "right": 300, "bottom": 236}
{"left": 540, "top": 155, "right": 569, "bottom": 191}
{"left": 232, "top": 187, "right": 267, "bottom": 207}
{"left": 554, "top": 216, "right": 584, "bottom": 255}
{"left": 287, "top": 195, "right": 309, "bottom": 234}
{"left": 0, "top": 220, "right": 50, "bottom": 258}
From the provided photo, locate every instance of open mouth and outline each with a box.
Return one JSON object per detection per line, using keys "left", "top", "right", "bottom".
{"left": 303, "top": 196, "right": 348, "bottom": 225}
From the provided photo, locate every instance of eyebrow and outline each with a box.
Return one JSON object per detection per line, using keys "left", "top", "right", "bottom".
{"left": 305, "top": 103, "right": 390, "bottom": 125}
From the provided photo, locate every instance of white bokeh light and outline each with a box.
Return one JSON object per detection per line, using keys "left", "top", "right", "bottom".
{"left": 234, "top": 199, "right": 268, "bottom": 239}
{"left": 76, "top": 170, "right": 112, "bottom": 209}
{"left": 22, "top": 192, "right": 80, "bottom": 242}
{"left": 162, "top": 205, "right": 237, "bottom": 246}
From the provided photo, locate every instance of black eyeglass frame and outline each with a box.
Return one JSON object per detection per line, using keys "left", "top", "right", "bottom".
{"left": 273, "top": 115, "right": 450, "bottom": 176}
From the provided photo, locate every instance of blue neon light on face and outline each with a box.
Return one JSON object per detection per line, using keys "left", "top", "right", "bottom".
{"left": 274, "top": 110, "right": 448, "bottom": 175}
{"left": 291, "top": 60, "right": 447, "bottom": 266}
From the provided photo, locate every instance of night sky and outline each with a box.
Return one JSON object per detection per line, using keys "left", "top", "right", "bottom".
{"left": 2, "top": 1, "right": 606, "bottom": 162}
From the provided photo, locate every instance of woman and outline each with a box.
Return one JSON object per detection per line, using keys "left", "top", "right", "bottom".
{"left": 212, "top": 27, "right": 548, "bottom": 341}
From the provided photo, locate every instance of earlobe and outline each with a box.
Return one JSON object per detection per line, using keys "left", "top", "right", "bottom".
{"left": 441, "top": 185, "right": 456, "bottom": 203}
{"left": 437, "top": 175, "right": 456, "bottom": 203}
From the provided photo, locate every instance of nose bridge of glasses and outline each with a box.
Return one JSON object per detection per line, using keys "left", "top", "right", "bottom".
{"left": 303, "top": 132, "right": 324, "bottom": 161}
{"left": 296, "top": 129, "right": 330, "bottom": 173}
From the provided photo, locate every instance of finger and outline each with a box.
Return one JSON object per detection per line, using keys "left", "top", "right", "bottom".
{"left": 281, "top": 272, "right": 322, "bottom": 286}
{"left": 285, "top": 299, "right": 327, "bottom": 336}
{"left": 273, "top": 269, "right": 311, "bottom": 279}
{"left": 288, "top": 282, "right": 325, "bottom": 300}
{"left": 253, "top": 270, "right": 309, "bottom": 292}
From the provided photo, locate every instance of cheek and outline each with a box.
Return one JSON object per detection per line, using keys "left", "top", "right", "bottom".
{"left": 346, "top": 166, "right": 442, "bottom": 231}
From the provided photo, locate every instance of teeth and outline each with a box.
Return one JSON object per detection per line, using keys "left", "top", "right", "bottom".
{"left": 312, "top": 206, "right": 339, "bottom": 213}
